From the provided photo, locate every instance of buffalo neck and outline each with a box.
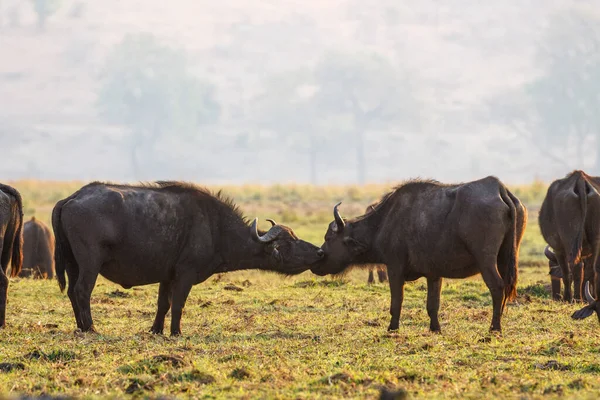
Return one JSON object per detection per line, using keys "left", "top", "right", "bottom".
{"left": 216, "top": 214, "right": 271, "bottom": 272}
{"left": 349, "top": 210, "right": 386, "bottom": 264}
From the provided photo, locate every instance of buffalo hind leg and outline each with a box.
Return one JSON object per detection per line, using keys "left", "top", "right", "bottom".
{"left": 387, "top": 266, "right": 406, "bottom": 331}
{"left": 74, "top": 270, "right": 99, "bottom": 332}
{"left": 378, "top": 267, "right": 388, "bottom": 283}
{"left": 367, "top": 268, "right": 375, "bottom": 284}
{"left": 427, "top": 277, "right": 443, "bottom": 333}
{"left": 573, "top": 262, "right": 584, "bottom": 302}
{"left": 70, "top": 246, "right": 102, "bottom": 333}
{"left": 557, "top": 252, "right": 573, "bottom": 302}
{"left": 477, "top": 256, "right": 505, "bottom": 332}
{"left": 0, "top": 241, "right": 10, "bottom": 328}
{"left": 151, "top": 281, "right": 173, "bottom": 334}
{"left": 66, "top": 267, "right": 84, "bottom": 329}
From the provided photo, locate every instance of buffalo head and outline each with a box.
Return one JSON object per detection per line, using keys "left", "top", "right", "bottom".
{"left": 311, "top": 202, "right": 369, "bottom": 276}
{"left": 251, "top": 218, "right": 324, "bottom": 274}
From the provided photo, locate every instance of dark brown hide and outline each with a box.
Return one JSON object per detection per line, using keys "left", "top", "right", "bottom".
{"left": 537, "top": 171, "right": 600, "bottom": 322}
{"left": 0, "top": 183, "right": 24, "bottom": 328}
{"left": 312, "top": 176, "right": 527, "bottom": 333}
{"left": 364, "top": 204, "right": 388, "bottom": 284}
{"left": 52, "top": 181, "right": 323, "bottom": 335}
{"left": 21, "top": 217, "right": 55, "bottom": 279}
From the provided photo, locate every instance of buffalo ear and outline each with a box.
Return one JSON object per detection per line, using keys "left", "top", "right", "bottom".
{"left": 343, "top": 236, "right": 368, "bottom": 255}
{"left": 265, "top": 244, "right": 282, "bottom": 264}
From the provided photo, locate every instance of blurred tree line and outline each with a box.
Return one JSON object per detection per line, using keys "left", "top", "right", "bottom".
{"left": 93, "top": 3, "right": 600, "bottom": 183}
{"left": 97, "top": 33, "right": 420, "bottom": 183}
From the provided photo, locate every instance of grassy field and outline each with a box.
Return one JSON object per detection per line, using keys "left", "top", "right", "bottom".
{"left": 1, "top": 180, "right": 599, "bottom": 399}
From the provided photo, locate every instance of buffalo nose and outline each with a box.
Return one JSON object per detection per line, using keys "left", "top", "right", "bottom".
{"left": 317, "top": 249, "right": 325, "bottom": 258}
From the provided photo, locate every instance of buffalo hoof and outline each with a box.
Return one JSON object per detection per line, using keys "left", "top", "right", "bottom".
{"left": 571, "top": 304, "right": 596, "bottom": 320}
{"left": 150, "top": 326, "right": 164, "bottom": 335}
{"left": 81, "top": 325, "right": 98, "bottom": 334}
{"left": 430, "top": 327, "right": 442, "bottom": 334}
{"left": 170, "top": 330, "right": 182, "bottom": 337}
{"left": 74, "top": 327, "right": 98, "bottom": 336}
{"left": 387, "top": 324, "right": 399, "bottom": 332}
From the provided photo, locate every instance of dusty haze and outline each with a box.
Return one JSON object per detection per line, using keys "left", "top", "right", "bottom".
{"left": 1, "top": 0, "right": 597, "bottom": 184}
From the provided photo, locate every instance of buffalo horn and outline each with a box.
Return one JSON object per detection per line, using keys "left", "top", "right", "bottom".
{"left": 266, "top": 218, "right": 277, "bottom": 227}
{"left": 544, "top": 245, "right": 557, "bottom": 262}
{"left": 333, "top": 202, "right": 345, "bottom": 232}
{"left": 251, "top": 218, "right": 283, "bottom": 243}
{"left": 585, "top": 281, "right": 595, "bottom": 304}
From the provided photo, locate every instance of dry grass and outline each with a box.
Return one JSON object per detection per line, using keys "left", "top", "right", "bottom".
{"left": 2, "top": 180, "right": 594, "bottom": 400}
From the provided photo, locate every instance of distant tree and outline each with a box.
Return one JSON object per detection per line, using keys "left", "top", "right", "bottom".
{"left": 488, "top": 5, "right": 600, "bottom": 172}
{"left": 312, "top": 51, "right": 421, "bottom": 183}
{"left": 253, "top": 51, "right": 420, "bottom": 184}
{"left": 251, "top": 69, "right": 325, "bottom": 183}
{"left": 30, "top": 0, "right": 61, "bottom": 31}
{"left": 96, "top": 33, "right": 220, "bottom": 178}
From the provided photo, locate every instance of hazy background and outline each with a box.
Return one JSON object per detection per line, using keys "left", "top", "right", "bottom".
{"left": 1, "top": 0, "right": 598, "bottom": 185}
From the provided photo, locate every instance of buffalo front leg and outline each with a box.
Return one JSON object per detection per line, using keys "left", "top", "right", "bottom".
{"left": 170, "top": 277, "right": 194, "bottom": 336}
{"left": 367, "top": 268, "right": 375, "bottom": 284}
{"left": 151, "top": 281, "right": 172, "bottom": 334}
{"left": 387, "top": 266, "right": 406, "bottom": 331}
{"left": 427, "top": 277, "right": 443, "bottom": 332}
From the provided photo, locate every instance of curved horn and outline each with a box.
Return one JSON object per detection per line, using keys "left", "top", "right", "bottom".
{"left": 266, "top": 218, "right": 277, "bottom": 227}
{"left": 251, "top": 218, "right": 261, "bottom": 241}
{"left": 544, "top": 245, "right": 558, "bottom": 263}
{"left": 333, "top": 202, "right": 345, "bottom": 232}
{"left": 585, "top": 281, "right": 595, "bottom": 304}
{"left": 251, "top": 218, "right": 283, "bottom": 243}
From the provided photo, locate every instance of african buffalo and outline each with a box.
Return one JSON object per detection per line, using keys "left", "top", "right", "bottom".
{"left": 544, "top": 245, "right": 594, "bottom": 301}
{"left": 0, "top": 183, "right": 24, "bottom": 328}
{"left": 537, "top": 171, "right": 600, "bottom": 322}
{"left": 312, "top": 177, "right": 526, "bottom": 333}
{"left": 21, "top": 217, "right": 55, "bottom": 279}
{"left": 52, "top": 181, "right": 324, "bottom": 335}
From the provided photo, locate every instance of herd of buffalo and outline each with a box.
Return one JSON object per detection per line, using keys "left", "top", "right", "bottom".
{"left": 0, "top": 170, "right": 599, "bottom": 336}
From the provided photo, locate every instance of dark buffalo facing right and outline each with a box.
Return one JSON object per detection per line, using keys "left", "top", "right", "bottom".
{"left": 312, "top": 177, "right": 527, "bottom": 333}
{"left": 0, "top": 183, "right": 24, "bottom": 328}
{"left": 52, "top": 181, "right": 324, "bottom": 336}
{"left": 21, "top": 216, "right": 55, "bottom": 279}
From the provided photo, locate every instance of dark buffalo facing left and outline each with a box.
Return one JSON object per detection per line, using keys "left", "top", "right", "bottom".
{"left": 0, "top": 183, "right": 24, "bottom": 328}
{"left": 21, "top": 216, "right": 55, "bottom": 279}
{"left": 52, "top": 181, "right": 324, "bottom": 336}
{"left": 312, "top": 176, "right": 527, "bottom": 333}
